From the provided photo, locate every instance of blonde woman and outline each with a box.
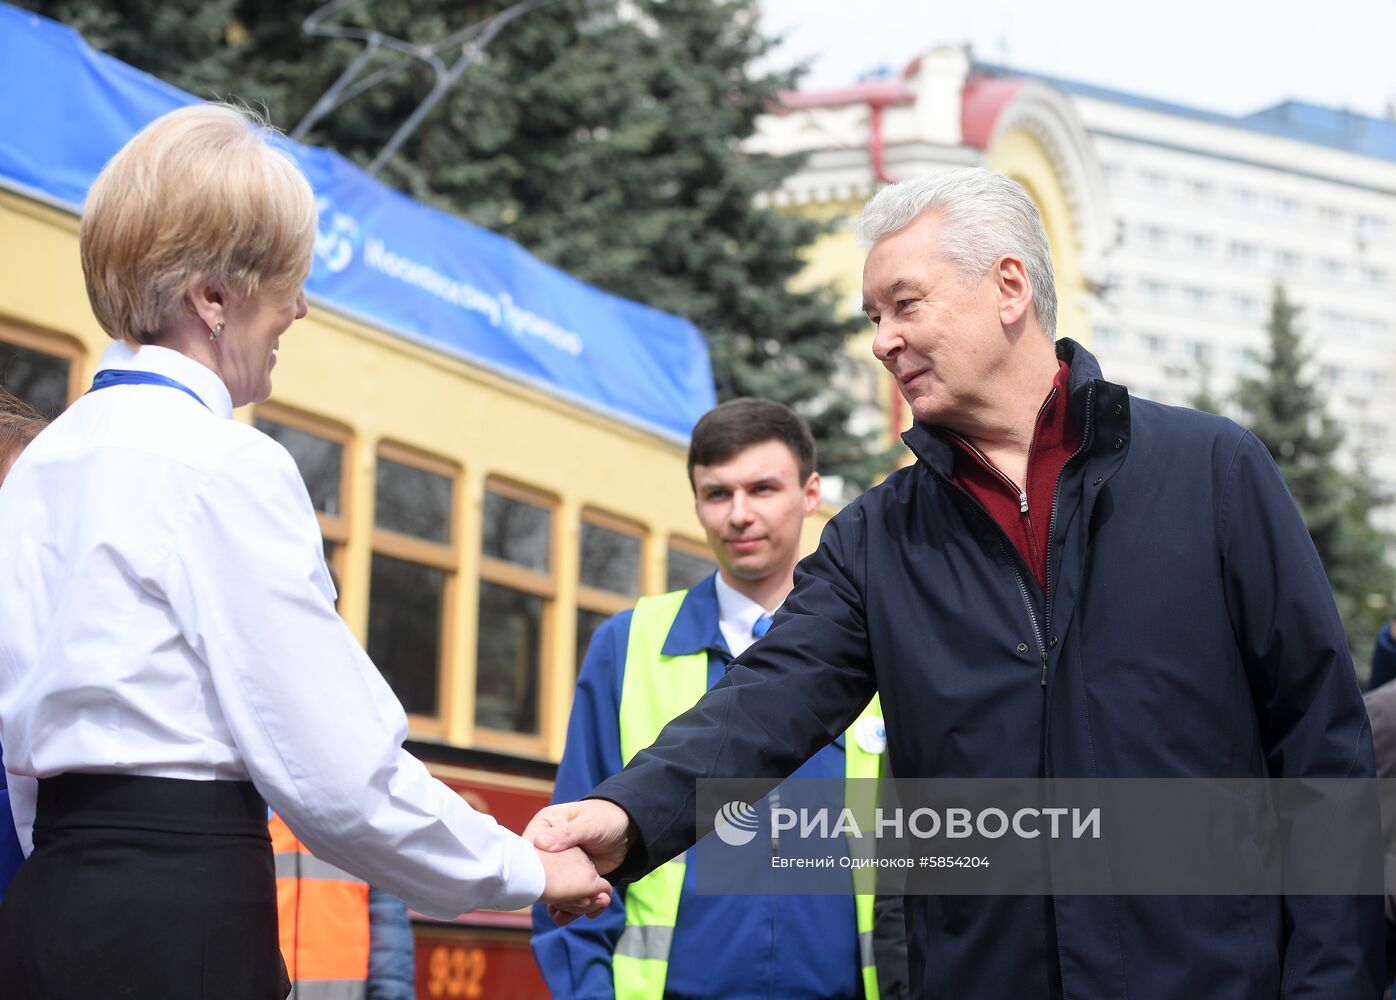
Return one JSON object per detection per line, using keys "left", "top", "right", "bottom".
{"left": 0, "top": 104, "right": 608, "bottom": 998}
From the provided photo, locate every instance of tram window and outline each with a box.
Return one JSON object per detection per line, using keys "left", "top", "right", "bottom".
{"left": 0, "top": 339, "right": 73, "bottom": 417}
{"left": 323, "top": 539, "right": 340, "bottom": 597}
{"left": 255, "top": 417, "right": 344, "bottom": 516}
{"left": 474, "top": 581, "right": 543, "bottom": 735}
{"left": 575, "top": 511, "right": 645, "bottom": 674}
{"left": 482, "top": 492, "right": 550, "bottom": 571}
{"left": 253, "top": 406, "right": 352, "bottom": 594}
{"left": 368, "top": 445, "right": 459, "bottom": 731}
{"left": 367, "top": 554, "right": 446, "bottom": 717}
{"left": 575, "top": 608, "right": 610, "bottom": 674}
{"left": 376, "top": 458, "right": 452, "bottom": 543}
{"left": 579, "top": 519, "right": 641, "bottom": 597}
{"left": 476, "top": 480, "right": 556, "bottom": 742}
{"left": 666, "top": 542, "right": 717, "bottom": 592}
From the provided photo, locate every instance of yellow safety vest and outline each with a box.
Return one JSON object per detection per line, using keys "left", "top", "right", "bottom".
{"left": 614, "top": 589, "right": 884, "bottom": 1000}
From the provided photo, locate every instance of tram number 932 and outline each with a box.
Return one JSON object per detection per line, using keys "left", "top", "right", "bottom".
{"left": 425, "top": 945, "right": 487, "bottom": 999}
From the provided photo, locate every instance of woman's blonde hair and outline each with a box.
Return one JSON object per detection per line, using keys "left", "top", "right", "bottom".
{"left": 80, "top": 102, "right": 317, "bottom": 344}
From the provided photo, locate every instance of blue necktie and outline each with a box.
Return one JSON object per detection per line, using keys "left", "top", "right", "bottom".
{"left": 752, "top": 614, "right": 774, "bottom": 638}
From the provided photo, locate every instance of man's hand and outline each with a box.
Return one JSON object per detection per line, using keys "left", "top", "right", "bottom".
{"left": 526, "top": 799, "right": 636, "bottom": 924}
{"left": 536, "top": 845, "right": 612, "bottom": 923}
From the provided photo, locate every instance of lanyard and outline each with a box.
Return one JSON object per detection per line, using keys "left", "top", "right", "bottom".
{"left": 86, "top": 369, "right": 210, "bottom": 412}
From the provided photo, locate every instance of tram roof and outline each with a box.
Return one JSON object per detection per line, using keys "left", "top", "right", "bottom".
{"left": 0, "top": 3, "right": 716, "bottom": 442}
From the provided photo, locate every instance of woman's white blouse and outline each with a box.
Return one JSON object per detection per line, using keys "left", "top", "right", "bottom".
{"left": 0, "top": 341, "right": 544, "bottom": 917}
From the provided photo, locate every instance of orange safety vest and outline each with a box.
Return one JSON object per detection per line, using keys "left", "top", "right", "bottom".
{"left": 269, "top": 813, "right": 371, "bottom": 1000}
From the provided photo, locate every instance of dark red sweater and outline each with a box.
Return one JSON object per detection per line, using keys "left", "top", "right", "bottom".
{"left": 946, "top": 361, "right": 1079, "bottom": 593}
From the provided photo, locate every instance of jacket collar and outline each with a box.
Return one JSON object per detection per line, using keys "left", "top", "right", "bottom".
{"left": 901, "top": 338, "right": 1125, "bottom": 476}
{"left": 660, "top": 573, "right": 730, "bottom": 659}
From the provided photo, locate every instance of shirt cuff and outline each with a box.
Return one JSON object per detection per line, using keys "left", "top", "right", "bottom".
{"left": 491, "top": 831, "right": 546, "bottom": 911}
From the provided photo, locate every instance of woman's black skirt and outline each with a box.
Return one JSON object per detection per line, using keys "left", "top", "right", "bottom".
{"left": 0, "top": 772, "right": 287, "bottom": 999}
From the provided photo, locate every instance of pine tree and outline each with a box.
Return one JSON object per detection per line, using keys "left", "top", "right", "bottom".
{"left": 1188, "top": 358, "right": 1222, "bottom": 415}
{"left": 18, "top": 0, "right": 889, "bottom": 486}
{"left": 1234, "top": 284, "right": 1394, "bottom": 673}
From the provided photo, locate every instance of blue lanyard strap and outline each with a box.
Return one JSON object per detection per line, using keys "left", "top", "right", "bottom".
{"left": 87, "top": 369, "right": 210, "bottom": 412}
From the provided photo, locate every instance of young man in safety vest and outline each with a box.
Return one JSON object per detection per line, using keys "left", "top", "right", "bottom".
{"left": 531, "top": 398, "right": 906, "bottom": 1000}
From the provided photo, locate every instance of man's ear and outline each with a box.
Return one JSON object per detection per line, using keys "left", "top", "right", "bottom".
{"left": 996, "top": 254, "right": 1033, "bottom": 329}
{"left": 803, "top": 472, "right": 822, "bottom": 515}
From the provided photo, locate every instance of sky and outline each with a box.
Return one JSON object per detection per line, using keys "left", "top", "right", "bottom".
{"left": 757, "top": 0, "right": 1396, "bottom": 120}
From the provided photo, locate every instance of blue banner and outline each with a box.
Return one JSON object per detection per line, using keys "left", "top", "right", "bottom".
{"left": 0, "top": 3, "right": 715, "bottom": 438}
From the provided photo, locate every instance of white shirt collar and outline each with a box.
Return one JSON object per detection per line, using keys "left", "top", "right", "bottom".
{"left": 97, "top": 341, "right": 235, "bottom": 419}
{"left": 714, "top": 573, "right": 773, "bottom": 659}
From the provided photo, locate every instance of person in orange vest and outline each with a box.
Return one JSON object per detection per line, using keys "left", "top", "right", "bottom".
{"left": 271, "top": 811, "right": 416, "bottom": 1000}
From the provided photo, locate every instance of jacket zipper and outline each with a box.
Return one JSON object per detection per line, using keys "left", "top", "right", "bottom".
{"left": 942, "top": 387, "right": 1062, "bottom": 681}
{"left": 946, "top": 431, "right": 1031, "bottom": 514}
{"left": 943, "top": 385, "right": 1049, "bottom": 519}
{"left": 1041, "top": 383, "right": 1096, "bottom": 682}
{"left": 933, "top": 380, "right": 1103, "bottom": 1000}
{"left": 930, "top": 473, "right": 1050, "bottom": 683}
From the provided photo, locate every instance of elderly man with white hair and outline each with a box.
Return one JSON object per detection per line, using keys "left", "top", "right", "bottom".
{"left": 527, "top": 167, "right": 1384, "bottom": 998}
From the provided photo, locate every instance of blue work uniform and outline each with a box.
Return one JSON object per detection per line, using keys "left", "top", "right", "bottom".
{"left": 531, "top": 574, "right": 860, "bottom": 1000}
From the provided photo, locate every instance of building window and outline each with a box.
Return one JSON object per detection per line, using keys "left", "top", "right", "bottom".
{"left": 1353, "top": 316, "right": 1389, "bottom": 341}
{"left": 0, "top": 325, "right": 83, "bottom": 417}
{"left": 1183, "top": 232, "right": 1215, "bottom": 256}
{"left": 667, "top": 537, "right": 717, "bottom": 592}
{"left": 1320, "top": 257, "right": 1346, "bottom": 281}
{"left": 1186, "top": 179, "right": 1214, "bottom": 200}
{"left": 475, "top": 480, "right": 555, "bottom": 746}
{"left": 1139, "top": 168, "right": 1169, "bottom": 192}
{"left": 1139, "top": 223, "right": 1168, "bottom": 247}
{"left": 1273, "top": 196, "right": 1302, "bottom": 219}
{"left": 1361, "top": 266, "right": 1387, "bottom": 287}
{"left": 1230, "top": 187, "right": 1258, "bottom": 211}
{"left": 1229, "top": 241, "right": 1259, "bottom": 265}
{"left": 253, "top": 405, "right": 351, "bottom": 587}
{"left": 1231, "top": 292, "right": 1259, "bottom": 316}
{"left": 366, "top": 445, "right": 458, "bottom": 728}
{"left": 575, "top": 510, "right": 645, "bottom": 673}
{"left": 1140, "top": 333, "right": 1167, "bottom": 354}
{"left": 1318, "top": 205, "right": 1344, "bottom": 226}
{"left": 1358, "top": 213, "right": 1388, "bottom": 239}
{"left": 1183, "top": 286, "right": 1213, "bottom": 310}
{"left": 1320, "top": 310, "right": 1351, "bottom": 336}
{"left": 1274, "top": 249, "right": 1302, "bottom": 273}
{"left": 1140, "top": 278, "right": 1169, "bottom": 302}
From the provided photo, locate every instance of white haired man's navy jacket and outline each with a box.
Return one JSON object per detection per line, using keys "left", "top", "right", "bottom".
{"left": 591, "top": 340, "right": 1384, "bottom": 999}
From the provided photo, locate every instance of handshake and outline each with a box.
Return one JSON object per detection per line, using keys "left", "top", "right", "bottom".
{"left": 529, "top": 799, "right": 635, "bottom": 925}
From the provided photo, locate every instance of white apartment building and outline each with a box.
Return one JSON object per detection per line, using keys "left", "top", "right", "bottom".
{"left": 752, "top": 49, "right": 1396, "bottom": 504}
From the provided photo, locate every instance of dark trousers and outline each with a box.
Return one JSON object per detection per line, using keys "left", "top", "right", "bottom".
{"left": 0, "top": 773, "right": 287, "bottom": 999}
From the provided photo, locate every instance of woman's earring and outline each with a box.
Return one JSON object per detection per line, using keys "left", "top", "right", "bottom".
{"left": 210, "top": 321, "right": 224, "bottom": 342}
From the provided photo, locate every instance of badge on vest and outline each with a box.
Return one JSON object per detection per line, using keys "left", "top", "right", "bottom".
{"left": 855, "top": 715, "right": 887, "bottom": 755}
